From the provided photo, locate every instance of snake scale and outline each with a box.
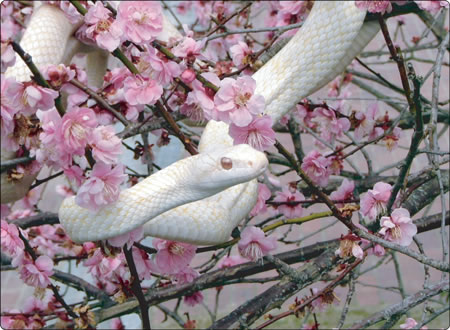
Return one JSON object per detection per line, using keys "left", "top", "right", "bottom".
{"left": 2, "top": 1, "right": 379, "bottom": 245}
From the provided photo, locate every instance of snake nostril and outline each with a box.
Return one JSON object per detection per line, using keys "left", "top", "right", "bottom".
{"left": 221, "top": 157, "right": 233, "bottom": 170}
{"left": 248, "top": 161, "right": 253, "bottom": 167}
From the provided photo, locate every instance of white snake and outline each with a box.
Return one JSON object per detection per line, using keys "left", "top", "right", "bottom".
{"left": 2, "top": 2, "right": 379, "bottom": 245}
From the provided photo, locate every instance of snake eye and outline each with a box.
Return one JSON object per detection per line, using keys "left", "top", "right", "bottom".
{"left": 220, "top": 157, "right": 233, "bottom": 170}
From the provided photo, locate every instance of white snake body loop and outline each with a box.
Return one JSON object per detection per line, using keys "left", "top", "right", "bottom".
{"left": 2, "top": 2, "right": 379, "bottom": 245}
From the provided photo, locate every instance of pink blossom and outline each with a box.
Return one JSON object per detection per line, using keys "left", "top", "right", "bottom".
{"left": 311, "top": 287, "right": 340, "bottom": 312}
{"left": 13, "top": 254, "right": 54, "bottom": 288}
{"left": 1, "top": 220, "right": 24, "bottom": 257}
{"left": 1, "top": 76, "right": 21, "bottom": 150}
{"left": 172, "top": 36, "right": 206, "bottom": 63}
{"left": 89, "top": 125, "right": 122, "bottom": 164}
{"left": 83, "top": 249, "right": 122, "bottom": 280}
{"left": 180, "top": 72, "right": 220, "bottom": 122}
{"left": 273, "top": 188, "right": 305, "bottom": 218}
{"left": 335, "top": 234, "right": 364, "bottom": 259}
{"left": 399, "top": 317, "right": 428, "bottom": 329}
{"left": 153, "top": 239, "right": 197, "bottom": 274}
{"left": 61, "top": 107, "right": 98, "bottom": 154}
{"left": 1, "top": 40, "right": 15, "bottom": 72}
{"left": 123, "top": 75, "right": 163, "bottom": 106}
{"left": 354, "top": 103, "right": 378, "bottom": 141}
{"left": 355, "top": 1, "right": 393, "bottom": 14}
{"left": 16, "top": 186, "right": 42, "bottom": 210}
{"left": 1, "top": 18, "right": 19, "bottom": 71}
{"left": 383, "top": 126, "right": 402, "bottom": 151}
{"left": 43, "top": 64, "right": 76, "bottom": 89}
{"left": 229, "top": 115, "right": 275, "bottom": 151}
{"left": 139, "top": 47, "right": 181, "bottom": 86}
{"left": 294, "top": 103, "right": 316, "bottom": 129}
{"left": 360, "top": 182, "right": 392, "bottom": 220}
{"left": 56, "top": 184, "right": 75, "bottom": 198}
{"left": 238, "top": 226, "right": 277, "bottom": 261}
{"left": 16, "top": 83, "right": 59, "bottom": 116}
{"left": 217, "top": 255, "right": 247, "bottom": 269}
{"left": 63, "top": 165, "right": 85, "bottom": 187}
{"left": 379, "top": 208, "right": 417, "bottom": 246}
{"left": 131, "top": 246, "right": 157, "bottom": 280}
{"left": 108, "top": 226, "right": 144, "bottom": 249}
{"left": 117, "top": 1, "right": 163, "bottom": 44}
{"left": 301, "top": 150, "right": 332, "bottom": 187}
{"left": 414, "top": 0, "right": 448, "bottom": 14}
{"left": 111, "top": 318, "right": 125, "bottom": 330}
{"left": 84, "top": 1, "right": 122, "bottom": 52}
{"left": 230, "top": 41, "right": 252, "bottom": 67}
{"left": 180, "top": 68, "right": 196, "bottom": 84}
{"left": 250, "top": 183, "right": 271, "bottom": 216}
{"left": 213, "top": 76, "right": 265, "bottom": 127}
{"left": 173, "top": 266, "right": 200, "bottom": 285}
{"left": 330, "top": 179, "right": 355, "bottom": 207}
{"left": 312, "top": 107, "right": 350, "bottom": 143}
{"left": 184, "top": 291, "right": 203, "bottom": 307}
{"left": 75, "top": 163, "right": 127, "bottom": 212}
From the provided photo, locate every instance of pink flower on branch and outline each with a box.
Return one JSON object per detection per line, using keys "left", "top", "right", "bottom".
{"left": 229, "top": 115, "right": 275, "bottom": 151}
{"left": 213, "top": 76, "right": 265, "bottom": 127}
{"left": 123, "top": 75, "right": 163, "bottom": 106}
{"left": 238, "top": 226, "right": 277, "bottom": 261}
{"left": 250, "top": 183, "right": 271, "bottom": 216}
{"left": 1, "top": 220, "right": 24, "bottom": 257}
{"left": 90, "top": 125, "right": 122, "bottom": 165}
{"left": 301, "top": 150, "right": 332, "bottom": 187}
{"left": 12, "top": 254, "right": 54, "bottom": 288}
{"left": 153, "top": 239, "right": 197, "bottom": 275}
{"left": 75, "top": 163, "right": 127, "bottom": 212}
{"left": 379, "top": 208, "right": 417, "bottom": 246}
{"left": 273, "top": 188, "right": 305, "bottom": 218}
{"left": 330, "top": 179, "right": 355, "bottom": 207}
{"left": 84, "top": 1, "right": 122, "bottom": 52}
{"left": 230, "top": 41, "right": 252, "bottom": 67}
{"left": 184, "top": 291, "right": 203, "bottom": 307}
{"left": 61, "top": 107, "right": 98, "bottom": 154}
{"left": 355, "top": 1, "right": 393, "bottom": 14}
{"left": 108, "top": 226, "right": 144, "bottom": 250}
{"left": 117, "top": 1, "right": 163, "bottom": 44}
{"left": 335, "top": 233, "right": 364, "bottom": 259}
{"left": 360, "top": 182, "right": 392, "bottom": 220}
{"left": 414, "top": 0, "right": 448, "bottom": 14}
{"left": 399, "top": 317, "right": 427, "bottom": 329}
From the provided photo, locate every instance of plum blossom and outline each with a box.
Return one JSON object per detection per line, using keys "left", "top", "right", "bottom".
{"left": 354, "top": 103, "right": 378, "bottom": 141}
{"left": 360, "top": 182, "right": 392, "bottom": 220}
{"left": 16, "top": 83, "right": 59, "bottom": 116}
{"left": 43, "top": 64, "right": 76, "bottom": 90}
{"left": 414, "top": 0, "right": 448, "bottom": 14}
{"left": 1, "top": 18, "right": 18, "bottom": 71}
{"left": 355, "top": 1, "right": 392, "bottom": 14}
{"left": 153, "top": 239, "right": 197, "bottom": 274}
{"left": 312, "top": 107, "right": 350, "bottom": 144}
{"left": 15, "top": 186, "right": 42, "bottom": 210}
{"left": 84, "top": 249, "right": 122, "bottom": 280}
{"left": 379, "top": 208, "right": 417, "bottom": 246}
{"left": 1, "top": 220, "right": 24, "bottom": 257}
{"left": 180, "top": 72, "right": 220, "bottom": 122}
{"left": 238, "top": 226, "right": 277, "bottom": 261}
{"left": 132, "top": 246, "right": 156, "bottom": 280}
{"left": 184, "top": 291, "right": 203, "bottom": 307}
{"left": 217, "top": 255, "right": 247, "bottom": 269}
{"left": 229, "top": 115, "right": 275, "bottom": 151}
{"left": 117, "top": 1, "right": 163, "bottom": 44}
{"left": 230, "top": 41, "right": 252, "bottom": 67}
{"left": 90, "top": 125, "right": 122, "bottom": 164}
{"left": 311, "top": 287, "right": 340, "bottom": 312}
{"left": 213, "top": 76, "right": 265, "bottom": 127}
{"left": 250, "top": 183, "right": 271, "bottom": 216}
{"left": 108, "top": 226, "right": 144, "bottom": 249}
{"left": 61, "top": 107, "right": 98, "bottom": 154}
{"left": 383, "top": 126, "right": 402, "bottom": 151}
{"left": 173, "top": 266, "right": 199, "bottom": 285}
{"left": 301, "top": 150, "right": 332, "bottom": 187}
{"left": 399, "top": 317, "right": 427, "bottom": 329}
{"left": 12, "top": 254, "right": 54, "bottom": 288}
{"left": 335, "top": 233, "right": 364, "bottom": 259}
{"left": 273, "top": 188, "right": 306, "bottom": 218}
{"left": 180, "top": 68, "right": 196, "bottom": 84}
{"left": 111, "top": 318, "right": 125, "bottom": 330}
{"left": 123, "top": 75, "right": 163, "bottom": 106}
{"left": 138, "top": 47, "right": 181, "bottom": 86}
{"left": 84, "top": 1, "right": 122, "bottom": 52}
{"left": 172, "top": 36, "right": 206, "bottom": 63}
{"left": 75, "top": 163, "right": 127, "bottom": 212}
{"left": 330, "top": 179, "right": 355, "bottom": 207}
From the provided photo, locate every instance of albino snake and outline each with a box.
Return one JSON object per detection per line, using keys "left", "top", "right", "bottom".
{"left": 2, "top": 2, "right": 379, "bottom": 245}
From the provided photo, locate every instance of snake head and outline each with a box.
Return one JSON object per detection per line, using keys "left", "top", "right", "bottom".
{"left": 190, "top": 144, "right": 268, "bottom": 194}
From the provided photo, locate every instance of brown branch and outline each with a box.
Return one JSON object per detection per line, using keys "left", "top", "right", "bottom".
{"left": 123, "top": 246, "right": 151, "bottom": 329}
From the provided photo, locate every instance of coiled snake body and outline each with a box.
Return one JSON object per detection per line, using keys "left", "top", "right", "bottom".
{"left": 3, "top": 2, "right": 379, "bottom": 245}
